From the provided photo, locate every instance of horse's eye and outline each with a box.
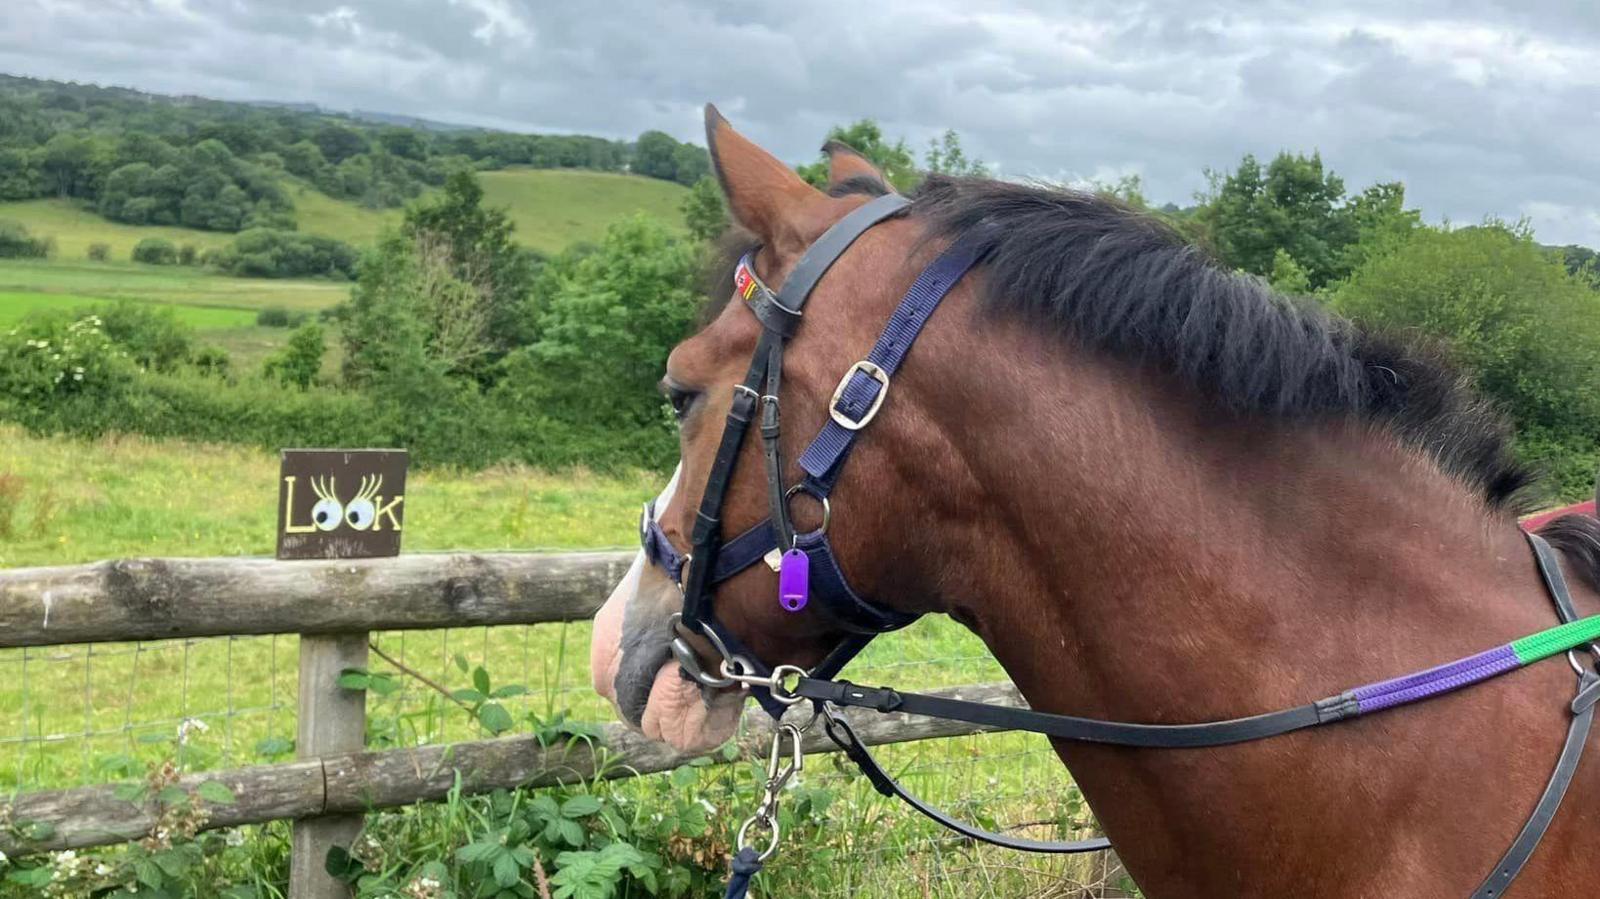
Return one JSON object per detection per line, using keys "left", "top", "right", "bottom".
{"left": 661, "top": 379, "right": 699, "bottom": 421}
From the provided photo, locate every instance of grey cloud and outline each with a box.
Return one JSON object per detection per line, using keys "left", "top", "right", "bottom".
{"left": 0, "top": 0, "right": 1597, "bottom": 245}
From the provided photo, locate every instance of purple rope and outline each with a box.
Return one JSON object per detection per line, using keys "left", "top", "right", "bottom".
{"left": 1351, "top": 645, "right": 1520, "bottom": 713}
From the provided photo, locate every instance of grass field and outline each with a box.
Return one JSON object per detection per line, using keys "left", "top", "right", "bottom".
{"left": 0, "top": 259, "right": 347, "bottom": 311}
{"left": 0, "top": 424, "right": 1014, "bottom": 784}
{"left": 283, "top": 181, "right": 399, "bottom": 247}
{"left": 476, "top": 168, "right": 688, "bottom": 254}
{"left": 2, "top": 169, "right": 689, "bottom": 266}
{"left": 0, "top": 290, "right": 259, "bottom": 331}
{"left": 0, "top": 199, "right": 235, "bottom": 262}
{"left": 0, "top": 426, "right": 1097, "bottom": 897}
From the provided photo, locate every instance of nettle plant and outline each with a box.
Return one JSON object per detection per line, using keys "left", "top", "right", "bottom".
{"left": 3, "top": 757, "right": 246, "bottom": 899}
{"left": 326, "top": 656, "right": 842, "bottom": 899}
{"left": 0, "top": 658, "right": 844, "bottom": 899}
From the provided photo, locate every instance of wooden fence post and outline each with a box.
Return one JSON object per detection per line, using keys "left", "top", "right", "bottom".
{"left": 290, "top": 634, "right": 369, "bottom": 899}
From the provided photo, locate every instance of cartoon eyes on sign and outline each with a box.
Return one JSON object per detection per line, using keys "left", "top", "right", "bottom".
{"left": 309, "top": 476, "right": 343, "bottom": 531}
{"left": 305, "top": 475, "right": 385, "bottom": 531}
{"left": 283, "top": 472, "right": 403, "bottom": 535}
{"left": 344, "top": 475, "right": 381, "bottom": 530}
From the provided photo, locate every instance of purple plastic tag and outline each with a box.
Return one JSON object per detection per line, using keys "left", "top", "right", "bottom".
{"left": 778, "top": 548, "right": 809, "bottom": 612}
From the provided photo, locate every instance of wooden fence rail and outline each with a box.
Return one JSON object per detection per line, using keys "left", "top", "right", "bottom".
{"left": 0, "top": 551, "right": 1084, "bottom": 897}
{"left": 0, "top": 551, "right": 634, "bottom": 647}
{"left": 0, "top": 682, "right": 1024, "bottom": 856}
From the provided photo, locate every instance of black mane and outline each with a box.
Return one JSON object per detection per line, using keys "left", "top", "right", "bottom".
{"left": 911, "top": 175, "right": 1534, "bottom": 509}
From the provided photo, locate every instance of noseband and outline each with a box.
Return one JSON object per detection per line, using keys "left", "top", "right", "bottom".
{"left": 638, "top": 191, "right": 1600, "bottom": 899}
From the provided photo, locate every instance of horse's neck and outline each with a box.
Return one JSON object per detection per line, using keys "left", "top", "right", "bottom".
{"left": 911, "top": 329, "right": 1597, "bottom": 897}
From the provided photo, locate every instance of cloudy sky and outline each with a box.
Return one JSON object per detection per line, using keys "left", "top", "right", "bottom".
{"left": 2, "top": 0, "right": 1597, "bottom": 246}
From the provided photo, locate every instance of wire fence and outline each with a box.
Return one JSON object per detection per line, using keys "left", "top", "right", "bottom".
{"left": 0, "top": 559, "right": 1113, "bottom": 897}
{"left": 2, "top": 615, "right": 1022, "bottom": 791}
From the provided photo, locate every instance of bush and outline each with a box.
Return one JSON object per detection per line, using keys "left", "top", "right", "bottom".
{"left": 86, "top": 242, "right": 111, "bottom": 262}
{"left": 0, "top": 313, "right": 134, "bottom": 405}
{"left": 1332, "top": 222, "right": 1600, "bottom": 501}
{"left": 255, "top": 306, "right": 309, "bottom": 328}
{"left": 131, "top": 237, "right": 178, "bottom": 265}
{"left": 262, "top": 322, "right": 325, "bottom": 388}
{"left": 178, "top": 243, "right": 198, "bottom": 266}
{"left": 96, "top": 302, "right": 194, "bottom": 372}
{"left": 190, "top": 346, "right": 231, "bottom": 377}
{"left": 0, "top": 219, "right": 54, "bottom": 258}
{"left": 212, "top": 228, "right": 358, "bottom": 279}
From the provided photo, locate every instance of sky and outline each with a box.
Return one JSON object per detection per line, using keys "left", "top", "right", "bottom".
{"left": 2, "top": 0, "right": 1597, "bottom": 247}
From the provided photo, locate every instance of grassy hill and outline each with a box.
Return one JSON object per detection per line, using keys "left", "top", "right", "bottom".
{"left": 0, "top": 199, "right": 235, "bottom": 261}
{"left": 475, "top": 168, "right": 688, "bottom": 254}
{"left": 0, "top": 169, "right": 688, "bottom": 264}
{"left": 0, "top": 168, "right": 688, "bottom": 375}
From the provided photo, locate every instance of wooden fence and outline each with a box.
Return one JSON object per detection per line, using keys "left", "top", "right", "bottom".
{"left": 0, "top": 551, "right": 1058, "bottom": 897}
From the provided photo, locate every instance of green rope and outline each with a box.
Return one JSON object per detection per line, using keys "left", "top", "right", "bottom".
{"left": 1511, "top": 615, "right": 1600, "bottom": 664}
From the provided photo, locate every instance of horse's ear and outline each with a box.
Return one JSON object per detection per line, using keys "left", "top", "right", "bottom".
{"left": 705, "top": 104, "right": 823, "bottom": 243}
{"left": 823, "top": 140, "right": 888, "bottom": 191}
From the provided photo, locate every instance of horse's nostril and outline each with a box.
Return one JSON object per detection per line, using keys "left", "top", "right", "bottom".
{"left": 614, "top": 640, "right": 671, "bottom": 727}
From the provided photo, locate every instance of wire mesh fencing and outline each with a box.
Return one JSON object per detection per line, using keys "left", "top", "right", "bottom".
{"left": 2, "top": 612, "right": 1112, "bottom": 896}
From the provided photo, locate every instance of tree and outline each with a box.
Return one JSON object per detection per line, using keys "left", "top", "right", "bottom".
{"left": 669, "top": 142, "right": 710, "bottom": 186}
{"left": 263, "top": 322, "right": 325, "bottom": 388}
{"left": 1268, "top": 248, "right": 1311, "bottom": 294}
{"left": 131, "top": 237, "right": 177, "bottom": 265}
{"left": 1089, "top": 174, "right": 1150, "bottom": 209}
{"left": 1196, "top": 152, "right": 1368, "bottom": 289}
{"left": 0, "top": 220, "right": 52, "bottom": 258}
{"left": 343, "top": 171, "right": 538, "bottom": 384}
{"left": 378, "top": 128, "right": 428, "bottom": 161}
{"left": 796, "top": 120, "right": 918, "bottom": 191}
{"left": 40, "top": 132, "right": 103, "bottom": 198}
{"left": 313, "top": 123, "right": 369, "bottom": 164}
{"left": 281, "top": 140, "right": 328, "bottom": 179}
{"left": 0, "top": 147, "right": 43, "bottom": 200}
{"left": 500, "top": 215, "right": 699, "bottom": 439}
{"left": 1340, "top": 182, "right": 1420, "bottom": 273}
{"left": 923, "top": 130, "right": 985, "bottom": 176}
{"left": 1331, "top": 222, "right": 1600, "bottom": 497}
{"left": 681, "top": 176, "right": 728, "bottom": 242}
{"left": 633, "top": 131, "right": 680, "bottom": 181}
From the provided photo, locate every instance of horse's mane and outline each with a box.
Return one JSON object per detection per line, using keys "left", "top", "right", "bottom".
{"left": 910, "top": 175, "right": 1535, "bottom": 510}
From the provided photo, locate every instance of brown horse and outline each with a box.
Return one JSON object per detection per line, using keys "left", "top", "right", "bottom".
{"left": 589, "top": 108, "right": 1600, "bottom": 897}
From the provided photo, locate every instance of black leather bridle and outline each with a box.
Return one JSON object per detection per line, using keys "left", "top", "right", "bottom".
{"left": 639, "top": 190, "right": 1600, "bottom": 899}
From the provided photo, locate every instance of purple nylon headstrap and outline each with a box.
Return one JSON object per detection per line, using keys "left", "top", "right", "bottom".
{"left": 798, "top": 228, "right": 993, "bottom": 493}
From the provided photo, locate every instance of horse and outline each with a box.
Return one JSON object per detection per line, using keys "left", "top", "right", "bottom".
{"left": 589, "top": 106, "right": 1600, "bottom": 898}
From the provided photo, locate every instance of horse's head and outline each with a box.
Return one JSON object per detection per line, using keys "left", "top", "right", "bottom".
{"left": 591, "top": 107, "right": 957, "bottom": 751}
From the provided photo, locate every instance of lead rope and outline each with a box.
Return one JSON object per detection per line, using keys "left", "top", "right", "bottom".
{"left": 723, "top": 723, "right": 804, "bottom": 899}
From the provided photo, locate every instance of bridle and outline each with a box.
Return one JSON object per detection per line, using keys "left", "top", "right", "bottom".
{"left": 638, "top": 190, "right": 1600, "bottom": 899}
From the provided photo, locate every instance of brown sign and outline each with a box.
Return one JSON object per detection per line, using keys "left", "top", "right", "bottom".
{"left": 276, "top": 449, "right": 408, "bottom": 560}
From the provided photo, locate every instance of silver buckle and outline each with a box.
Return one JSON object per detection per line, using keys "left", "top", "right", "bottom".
{"left": 828, "top": 360, "right": 889, "bottom": 430}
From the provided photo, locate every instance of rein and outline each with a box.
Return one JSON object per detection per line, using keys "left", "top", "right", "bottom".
{"left": 642, "top": 192, "right": 1600, "bottom": 898}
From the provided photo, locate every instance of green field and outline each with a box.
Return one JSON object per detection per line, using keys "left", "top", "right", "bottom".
{"left": 476, "top": 168, "right": 688, "bottom": 254}
{"left": 0, "top": 259, "right": 347, "bottom": 311}
{"left": 283, "top": 181, "right": 398, "bottom": 246}
{"left": 0, "top": 198, "right": 236, "bottom": 261}
{"left": 0, "top": 426, "right": 1094, "bottom": 897}
{"left": 0, "top": 290, "right": 259, "bottom": 331}
{"left": 2, "top": 169, "right": 689, "bottom": 265}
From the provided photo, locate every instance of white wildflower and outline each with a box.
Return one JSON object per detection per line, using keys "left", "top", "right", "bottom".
{"left": 224, "top": 829, "right": 245, "bottom": 847}
{"left": 177, "top": 717, "right": 209, "bottom": 744}
{"left": 94, "top": 863, "right": 112, "bottom": 876}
